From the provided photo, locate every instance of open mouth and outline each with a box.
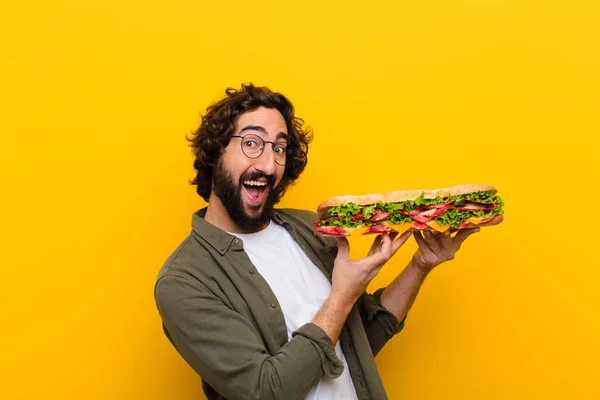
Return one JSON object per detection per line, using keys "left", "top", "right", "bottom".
{"left": 242, "top": 180, "right": 269, "bottom": 203}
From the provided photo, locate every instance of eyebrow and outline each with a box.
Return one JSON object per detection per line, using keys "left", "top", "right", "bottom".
{"left": 239, "top": 125, "right": 289, "bottom": 142}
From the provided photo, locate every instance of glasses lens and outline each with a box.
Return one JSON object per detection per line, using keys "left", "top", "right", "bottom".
{"left": 273, "top": 142, "right": 287, "bottom": 165}
{"left": 240, "top": 134, "right": 263, "bottom": 158}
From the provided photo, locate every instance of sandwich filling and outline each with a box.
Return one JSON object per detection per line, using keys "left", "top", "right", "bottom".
{"left": 315, "top": 190, "right": 504, "bottom": 236}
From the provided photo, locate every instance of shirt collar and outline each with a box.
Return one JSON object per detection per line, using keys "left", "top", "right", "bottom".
{"left": 191, "top": 207, "right": 292, "bottom": 255}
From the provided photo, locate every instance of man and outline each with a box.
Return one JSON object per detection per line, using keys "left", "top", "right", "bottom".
{"left": 154, "top": 84, "right": 480, "bottom": 400}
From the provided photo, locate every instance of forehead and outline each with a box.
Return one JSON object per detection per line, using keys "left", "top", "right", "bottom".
{"left": 235, "top": 107, "right": 288, "bottom": 134}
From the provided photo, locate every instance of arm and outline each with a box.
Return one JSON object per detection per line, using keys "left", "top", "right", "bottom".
{"left": 311, "top": 293, "right": 354, "bottom": 344}
{"left": 379, "top": 260, "right": 429, "bottom": 321}
{"left": 155, "top": 275, "right": 342, "bottom": 400}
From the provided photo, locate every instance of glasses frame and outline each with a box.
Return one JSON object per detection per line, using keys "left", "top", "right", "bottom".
{"left": 230, "top": 134, "right": 288, "bottom": 166}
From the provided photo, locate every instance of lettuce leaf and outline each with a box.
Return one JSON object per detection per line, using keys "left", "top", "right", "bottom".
{"left": 433, "top": 207, "right": 503, "bottom": 228}
{"left": 322, "top": 217, "right": 374, "bottom": 229}
{"left": 388, "top": 212, "right": 414, "bottom": 224}
{"left": 320, "top": 191, "right": 504, "bottom": 228}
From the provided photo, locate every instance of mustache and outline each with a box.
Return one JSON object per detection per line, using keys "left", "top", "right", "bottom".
{"left": 239, "top": 171, "right": 276, "bottom": 187}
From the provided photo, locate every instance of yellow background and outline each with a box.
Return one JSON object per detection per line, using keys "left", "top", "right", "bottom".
{"left": 1, "top": 0, "right": 598, "bottom": 399}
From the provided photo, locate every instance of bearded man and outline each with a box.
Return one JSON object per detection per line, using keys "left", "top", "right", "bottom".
{"left": 154, "top": 84, "right": 479, "bottom": 400}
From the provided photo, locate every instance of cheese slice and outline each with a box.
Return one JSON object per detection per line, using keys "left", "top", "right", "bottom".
{"left": 382, "top": 222, "right": 414, "bottom": 235}
{"left": 426, "top": 217, "right": 486, "bottom": 231}
{"left": 345, "top": 223, "right": 414, "bottom": 236}
{"left": 337, "top": 216, "right": 490, "bottom": 236}
{"left": 425, "top": 220, "right": 451, "bottom": 233}
{"left": 463, "top": 217, "right": 484, "bottom": 226}
{"left": 344, "top": 225, "right": 371, "bottom": 235}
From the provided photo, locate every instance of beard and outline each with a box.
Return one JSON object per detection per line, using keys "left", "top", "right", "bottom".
{"left": 212, "top": 158, "right": 279, "bottom": 232}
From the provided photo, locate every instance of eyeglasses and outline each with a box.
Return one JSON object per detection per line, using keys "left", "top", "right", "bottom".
{"left": 230, "top": 134, "right": 287, "bottom": 166}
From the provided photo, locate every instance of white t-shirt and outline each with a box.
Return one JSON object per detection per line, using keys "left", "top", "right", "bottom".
{"left": 231, "top": 221, "right": 358, "bottom": 400}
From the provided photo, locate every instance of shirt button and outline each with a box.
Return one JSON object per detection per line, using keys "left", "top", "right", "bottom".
{"left": 220, "top": 245, "right": 226, "bottom": 251}
{"left": 234, "top": 239, "right": 240, "bottom": 245}
{"left": 271, "top": 301, "right": 278, "bottom": 308}
{"left": 249, "top": 268, "right": 255, "bottom": 274}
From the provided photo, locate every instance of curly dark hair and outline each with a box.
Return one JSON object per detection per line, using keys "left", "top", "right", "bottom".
{"left": 188, "top": 83, "right": 313, "bottom": 202}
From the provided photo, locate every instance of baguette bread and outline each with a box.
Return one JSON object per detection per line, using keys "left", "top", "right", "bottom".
{"left": 314, "top": 184, "right": 503, "bottom": 237}
{"left": 317, "top": 184, "right": 497, "bottom": 218}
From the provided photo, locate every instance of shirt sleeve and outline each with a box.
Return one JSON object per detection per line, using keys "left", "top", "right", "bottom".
{"left": 357, "top": 288, "right": 406, "bottom": 357}
{"left": 154, "top": 274, "right": 344, "bottom": 400}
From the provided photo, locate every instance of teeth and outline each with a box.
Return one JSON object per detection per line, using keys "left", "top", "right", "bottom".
{"left": 243, "top": 180, "right": 267, "bottom": 187}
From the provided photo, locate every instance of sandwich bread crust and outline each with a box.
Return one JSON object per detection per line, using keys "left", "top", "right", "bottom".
{"left": 317, "top": 184, "right": 497, "bottom": 218}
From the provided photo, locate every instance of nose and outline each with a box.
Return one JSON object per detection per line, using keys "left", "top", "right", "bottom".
{"left": 253, "top": 145, "right": 277, "bottom": 175}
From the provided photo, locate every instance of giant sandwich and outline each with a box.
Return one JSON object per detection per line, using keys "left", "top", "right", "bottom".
{"left": 314, "top": 184, "right": 504, "bottom": 237}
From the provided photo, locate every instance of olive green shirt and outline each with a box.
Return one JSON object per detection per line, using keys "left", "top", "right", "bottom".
{"left": 154, "top": 208, "right": 405, "bottom": 400}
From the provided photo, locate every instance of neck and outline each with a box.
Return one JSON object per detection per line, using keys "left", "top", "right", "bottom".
{"left": 204, "top": 193, "right": 269, "bottom": 234}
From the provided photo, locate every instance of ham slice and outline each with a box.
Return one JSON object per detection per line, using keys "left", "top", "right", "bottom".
{"left": 314, "top": 226, "right": 350, "bottom": 236}
{"left": 351, "top": 212, "right": 364, "bottom": 222}
{"left": 425, "top": 202, "right": 454, "bottom": 211}
{"left": 457, "top": 220, "right": 472, "bottom": 229}
{"left": 457, "top": 215, "right": 500, "bottom": 229}
{"left": 412, "top": 222, "right": 430, "bottom": 230}
{"left": 368, "top": 209, "right": 392, "bottom": 222}
{"left": 478, "top": 216, "right": 496, "bottom": 224}
{"left": 402, "top": 207, "right": 446, "bottom": 223}
{"left": 455, "top": 202, "right": 497, "bottom": 212}
{"left": 363, "top": 224, "right": 395, "bottom": 234}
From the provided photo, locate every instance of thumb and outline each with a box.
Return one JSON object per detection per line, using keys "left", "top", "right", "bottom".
{"left": 335, "top": 236, "right": 350, "bottom": 259}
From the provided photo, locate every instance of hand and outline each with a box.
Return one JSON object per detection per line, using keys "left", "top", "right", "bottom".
{"left": 411, "top": 228, "right": 480, "bottom": 272}
{"left": 331, "top": 231, "right": 412, "bottom": 304}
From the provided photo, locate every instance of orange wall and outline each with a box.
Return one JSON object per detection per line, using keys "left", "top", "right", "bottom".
{"left": 1, "top": 1, "right": 599, "bottom": 399}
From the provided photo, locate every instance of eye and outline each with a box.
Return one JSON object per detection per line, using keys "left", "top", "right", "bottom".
{"left": 243, "top": 139, "right": 259, "bottom": 148}
{"left": 273, "top": 143, "right": 287, "bottom": 155}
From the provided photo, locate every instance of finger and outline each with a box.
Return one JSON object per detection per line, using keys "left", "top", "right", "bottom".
{"left": 423, "top": 229, "right": 436, "bottom": 241}
{"left": 439, "top": 230, "right": 453, "bottom": 250}
{"left": 368, "top": 234, "right": 383, "bottom": 256}
{"left": 423, "top": 230, "right": 441, "bottom": 252}
{"left": 453, "top": 227, "right": 480, "bottom": 251}
{"left": 335, "top": 236, "right": 351, "bottom": 260}
{"left": 363, "top": 233, "right": 392, "bottom": 267}
{"left": 379, "top": 233, "right": 392, "bottom": 257}
{"left": 413, "top": 231, "right": 429, "bottom": 250}
{"left": 390, "top": 231, "right": 412, "bottom": 254}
